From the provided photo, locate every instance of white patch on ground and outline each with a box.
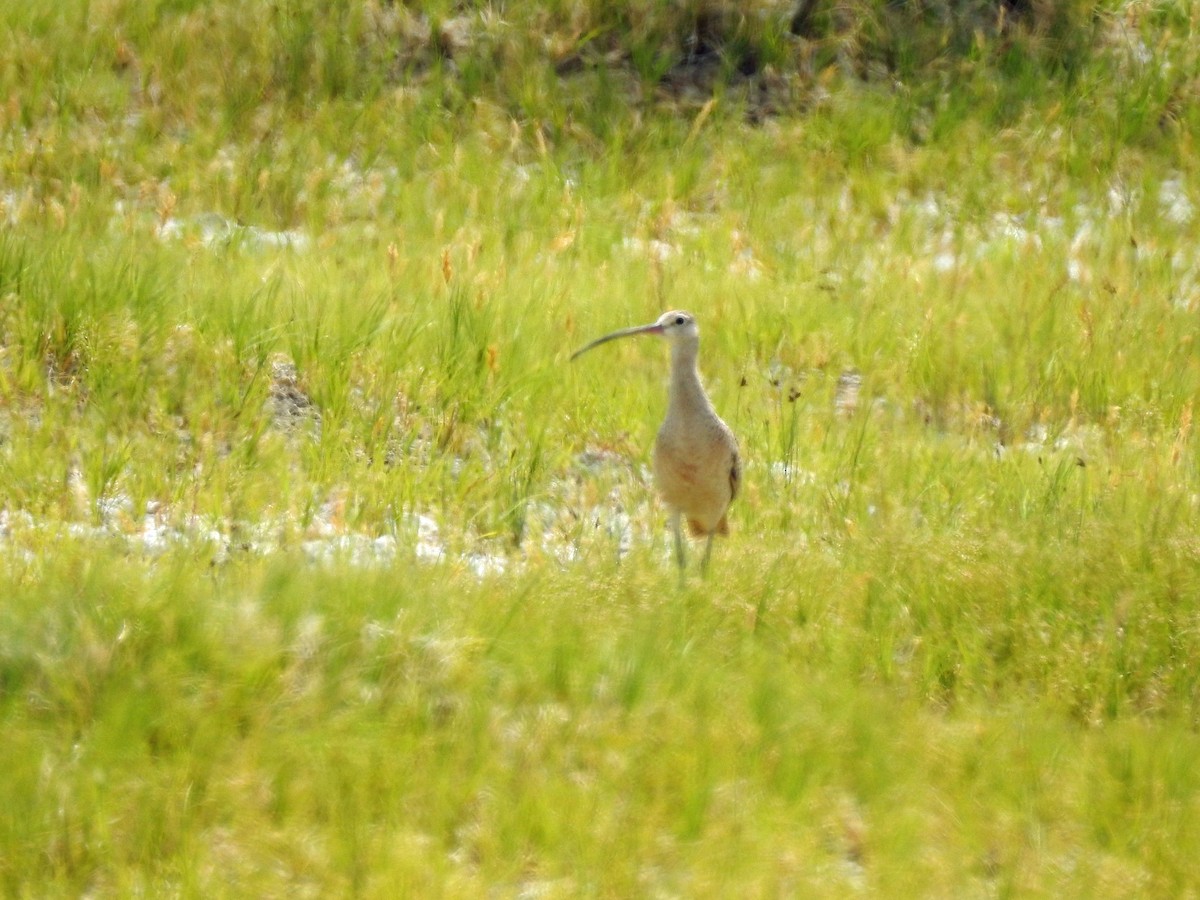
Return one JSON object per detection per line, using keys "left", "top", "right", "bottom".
{"left": 152, "top": 212, "right": 311, "bottom": 250}
{"left": 620, "top": 236, "right": 679, "bottom": 261}
{"left": 1160, "top": 177, "right": 1194, "bottom": 226}
{"left": 0, "top": 498, "right": 452, "bottom": 570}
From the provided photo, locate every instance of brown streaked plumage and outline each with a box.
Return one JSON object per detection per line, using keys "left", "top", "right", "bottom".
{"left": 572, "top": 310, "right": 740, "bottom": 574}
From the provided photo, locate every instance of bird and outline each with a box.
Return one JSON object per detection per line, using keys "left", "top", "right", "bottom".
{"left": 571, "top": 310, "right": 740, "bottom": 574}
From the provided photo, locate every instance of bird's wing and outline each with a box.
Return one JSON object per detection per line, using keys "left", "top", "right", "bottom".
{"left": 728, "top": 446, "right": 741, "bottom": 503}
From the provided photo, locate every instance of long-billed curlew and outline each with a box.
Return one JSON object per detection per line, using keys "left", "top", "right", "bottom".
{"left": 572, "top": 311, "right": 740, "bottom": 574}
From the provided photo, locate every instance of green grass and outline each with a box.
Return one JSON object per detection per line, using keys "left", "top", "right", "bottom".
{"left": 2, "top": 0, "right": 1200, "bottom": 895}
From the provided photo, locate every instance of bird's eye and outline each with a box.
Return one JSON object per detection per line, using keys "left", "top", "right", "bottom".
{"left": 674, "top": 315, "right": 685, "bottom": 325}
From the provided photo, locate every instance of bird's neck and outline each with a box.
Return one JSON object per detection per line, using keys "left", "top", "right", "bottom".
{"left": 668, "top": 343, "right": 712, "bottom": 414}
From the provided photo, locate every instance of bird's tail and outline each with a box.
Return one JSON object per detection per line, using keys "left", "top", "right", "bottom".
{"left": 688, "top": 516, "right": 730, "bottom": 537}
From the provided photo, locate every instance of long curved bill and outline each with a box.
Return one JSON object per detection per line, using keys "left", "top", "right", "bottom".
{"left": 570, "top": 322, "right": 664, "bottom": 361}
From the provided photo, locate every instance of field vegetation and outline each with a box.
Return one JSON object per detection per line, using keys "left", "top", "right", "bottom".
{"left": 2, "top": 0, "right": 1199, "bottom": 895}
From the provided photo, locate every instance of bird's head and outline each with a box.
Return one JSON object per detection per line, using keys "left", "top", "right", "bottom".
{"left": 571, "top": 310, "right": 700, "bottom": 362}
{"left": 654, "top": 310, "right": 700, "bottom": 346}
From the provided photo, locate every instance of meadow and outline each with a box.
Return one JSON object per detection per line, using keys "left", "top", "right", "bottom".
{"left": 2, "top": 1, "right": 1199, "bottom": 895}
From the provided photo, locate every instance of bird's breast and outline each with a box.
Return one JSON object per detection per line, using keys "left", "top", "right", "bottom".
{"left": 652, "top": 414, "right": 738, "bottom": 530}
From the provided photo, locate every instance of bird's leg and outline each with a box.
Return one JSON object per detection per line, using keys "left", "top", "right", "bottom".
{"left": 670, "top": 511, "right": 686, "bottom": 573}
{"left": 700, "top": 533, "right": 715, "bottom": 577}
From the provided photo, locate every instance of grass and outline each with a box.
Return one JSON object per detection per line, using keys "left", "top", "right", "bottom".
{"left": 2, "top": 0, "right": 1200, "bottom": 895}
